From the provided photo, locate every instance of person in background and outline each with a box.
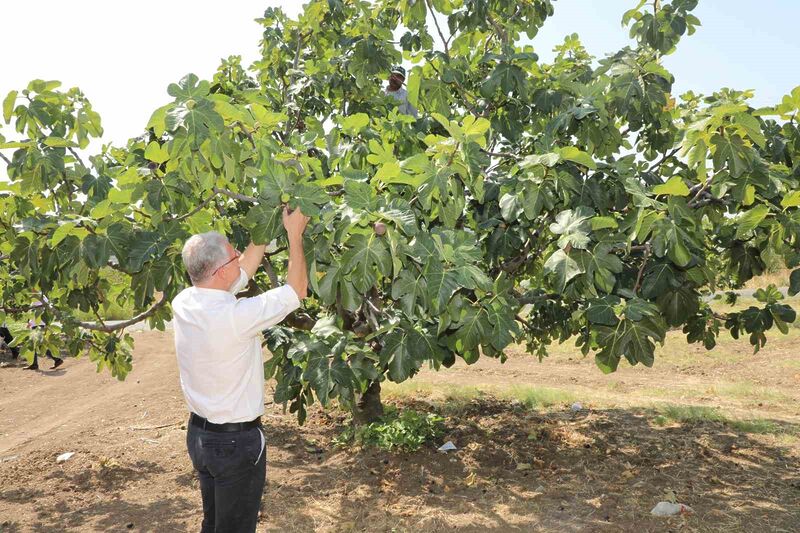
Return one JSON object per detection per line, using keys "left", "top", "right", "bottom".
{"left": 385, "top": 65, "right": 418, "bottom": 118}
{"left": 173, "top": 206, "right": 309, "bottom": 533}
{"left": 0, "top": 324, "right": 19, "bottom": 359}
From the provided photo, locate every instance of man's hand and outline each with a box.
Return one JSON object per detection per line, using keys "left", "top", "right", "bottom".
{"left": 283, "top": 206, "right": 309, "bottom": 240}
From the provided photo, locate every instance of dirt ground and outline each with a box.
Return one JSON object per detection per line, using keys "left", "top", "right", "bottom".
{"left": 1, "top": 328, "right": 799, "bottom": 532}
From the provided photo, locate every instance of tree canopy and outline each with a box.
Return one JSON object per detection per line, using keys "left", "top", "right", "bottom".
{"left": 2, "top": 0, "right": 799, "bottom": 423}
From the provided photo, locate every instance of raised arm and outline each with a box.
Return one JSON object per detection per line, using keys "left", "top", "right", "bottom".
{"left": 238, "top": 242, "right": 267, "bottom": 279}
{"left": 283, "top": 207, "right": 309, "bottom": 300}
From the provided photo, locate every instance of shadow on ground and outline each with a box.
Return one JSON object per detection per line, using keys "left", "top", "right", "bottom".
{"left": 260, "top": 398, "right": 800, "bottom": 532}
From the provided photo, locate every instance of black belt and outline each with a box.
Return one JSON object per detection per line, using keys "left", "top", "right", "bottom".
{"left": 190, "top": 413, "right": 261, "bottom": 433}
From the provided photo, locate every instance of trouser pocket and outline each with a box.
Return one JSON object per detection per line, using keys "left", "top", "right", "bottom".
{"left": 253, "top": 427, "right": 265, "bottom": 465}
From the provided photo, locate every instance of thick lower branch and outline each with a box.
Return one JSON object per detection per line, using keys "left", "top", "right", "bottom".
{"left": 76, "top": 294, "right": 168, "bottom": 332}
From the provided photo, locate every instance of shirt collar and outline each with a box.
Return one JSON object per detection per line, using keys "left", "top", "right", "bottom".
{"left": 189, "top": 286, "right": 236, "bottom": 300}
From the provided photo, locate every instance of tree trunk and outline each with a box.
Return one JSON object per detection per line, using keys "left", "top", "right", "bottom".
{"left": 352, "top": 381, "right": 384, "bottom": 425}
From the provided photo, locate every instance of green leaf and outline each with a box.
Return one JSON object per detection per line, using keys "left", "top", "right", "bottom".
{"left": 381, "top": 330, "right": 420, "bottom": 383}
{"left": 711, "top": 133, "right": 748, "bottom": 177}
{"left": 754, "top": 285, "right": 784, "bottom": 304}
{"left": 652, "top": 176, "right": 689, "bottom": 197}
{"left": 406, "top": 67, "right": 421, "bottom": 108}
{"left": 735, "top": 205, "right": 769, "bottom": 239}
{"left": 557, "top": 146, "right": 597, "bottom": 170}
{"left": 790, "top": 269, "right": 800, "bottom": 297}
{"left": 167, "top": 73, "right": 210, "bottom": 100}
{"left": 374, "top": 161, "right": 401, "bottom": 182}
{"left": 144, "top": 141, "right": 170, "bottom": 164}
{"left": 424, "top": 261, "right": 460, "bottom": 312}
{"left": 549, "top": 207, "right": 594, "bottom": 250}
{"left": 586, "top": 295, "right": 621, "bottom": 326}
{"left": 641, "top": 263, "right": 677, "bottom": 299}
{"left": 290, "top": 184, "right": 328, "bottom": 217}
{"left": 544, "top": 250, "right": 584, "bottom": 292}
{"left": 43, "top": 137, "right": 77, "bottom": 148}
{"left": 146, "top": 104, "right": 171, "bottom": 137}
{"left": 303, "top": 351, "right": 335, "bottom": 405}
{"left": 80, "top": 234, "right": 111, "bottom": 269}
{"left": 344, "top": 180, "right": 376, "bottom": 211}
{"left": 392, "top": 270, "right": 426, "bottom": 315}
{"left": 341, "top": 113, "right": 369, "bottom": 133}
{"left": 499, "top": 193, "right": 522, "bottom": 222}
{"left": 341, "top": 233, "right": 392, "bottom": 293}
{"left": 3, "top": 90, "right": 17, "bottom": 123}
{"left": 667, "top": 237, "right": 692, "bottom": 268}
{"left": 590, "top": 216, "right": 618, "bottom": 231}
{"left": 781, "top": 191, "right": 800, "bottom": 209}
{"left": 0, "top": 141, "right": 34, "bottom": 149}
{"left": 50, "top": 222, "right": 77, "bottom": 246}
{"left": 126, "top": 223, "right": 184, "bottom": 273}
{"left": 452, "top": 307, "right": 487, "bottom": 351}
{"left": 165, "top": 99, "right": 224, "bottom": 147}
{"left": 657, "top": 287, "right": 699, "bottom": 327}
{"left": 485, "top": 302, "right": 520, "bottom": 351}
{"left": 733, "top": 112, "right": 765, "bottom": 148}
{"left": 244, "top": 204, "right": 283, "bottom": 245}
{"left": 250, "top": 104, "right": 287, "bottom": 131}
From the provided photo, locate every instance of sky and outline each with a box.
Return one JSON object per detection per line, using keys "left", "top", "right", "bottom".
{"left": 1, "top": 0, "right": 798, "bottom": 150}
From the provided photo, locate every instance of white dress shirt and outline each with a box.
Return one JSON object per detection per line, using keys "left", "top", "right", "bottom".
{"left": 172, "top": 268, "right": 301, "bottom": 423}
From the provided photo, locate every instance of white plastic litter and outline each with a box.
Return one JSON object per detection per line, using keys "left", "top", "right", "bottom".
{"left": 570, "top": 402, "right": 583, "bottom": 412}
{"left": 56, "top": 452, "right": 75, "bottom": 463}
{"left": 437, "top": 441, "right": 457, "bottom": 452}
{"left": 650, "top": 501, "right": 694, "bottom": 516}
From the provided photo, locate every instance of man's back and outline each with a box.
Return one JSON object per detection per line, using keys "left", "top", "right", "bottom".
{"left": 172, "top": 284, "right": 299, "bottom": 424}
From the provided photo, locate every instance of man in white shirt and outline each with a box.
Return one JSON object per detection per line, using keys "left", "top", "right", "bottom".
{"left": 172, "top": 206, "right": 309, "bottom": 533}
{"left": 385, "top": 65, "right": 419, "bottom": 118}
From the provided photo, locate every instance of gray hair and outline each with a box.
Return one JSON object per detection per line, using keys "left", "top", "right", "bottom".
{"left": 181, "top": 232, "right": 230, "bottom": 284}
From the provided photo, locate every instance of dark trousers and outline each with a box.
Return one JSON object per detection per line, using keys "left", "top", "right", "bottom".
{"left": 0, "top": 327, "right": 19, "bottom": 358}
{"left": 186, "top": 418, "right": 267, "bottom": 533}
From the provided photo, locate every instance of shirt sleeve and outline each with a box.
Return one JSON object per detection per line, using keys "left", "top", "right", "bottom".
{"left": 232, "top": 285, "right": 302, "bottom": 339}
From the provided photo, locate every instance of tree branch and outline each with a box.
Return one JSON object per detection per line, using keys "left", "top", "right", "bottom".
{"left": 482, "top": 149, "right": 520, "bottom": 160}
{"left": 647, "top": 147, "right": 679, "bottom": 174}
{"left": 633, "top": 243, "right": 652, "bottom": 295}
{"left": 5, "top": 294, "right": 169, "bottom": 332}
{"left": 212, "top": 187, "right": 258, "bottom": 204}
{"left": 171, "top": 195, "right": 216, "bottom": 222}
{"left": 486, "top": 13, "right": 509, "bottom": 47}
{"left": 424, "top": 0, "right": 450, "bottom": 56}
{"left": 687, "top": 175, "right": 713, "bottom": 207}
{"left": 0, "top": 152, "right": 11, "bottom": 166}
{"left": 67, "top": 147, "right": 88, "bottom": 169}
{"left": 75, "top": 293, "right": 168, "bottom": 332}
{"left": 262, "top": 256, "right": 279, "bottom": 288}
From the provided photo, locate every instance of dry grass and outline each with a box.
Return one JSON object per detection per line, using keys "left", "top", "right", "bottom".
{"left": 743, "top": 268, "right": 792, "bottom": 290}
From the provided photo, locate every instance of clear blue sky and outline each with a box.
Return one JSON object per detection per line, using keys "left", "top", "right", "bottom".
{"left": 532, "top": 0, "right": 800, "bottom": 107}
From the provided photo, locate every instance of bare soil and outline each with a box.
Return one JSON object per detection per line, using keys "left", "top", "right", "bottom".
{"left": 1, "top": 329, "right": 799, "bottom": 532}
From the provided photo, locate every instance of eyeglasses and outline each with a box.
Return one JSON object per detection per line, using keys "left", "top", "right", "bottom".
{"left": 212, "top": 249, "right": 240, "bottom": 277}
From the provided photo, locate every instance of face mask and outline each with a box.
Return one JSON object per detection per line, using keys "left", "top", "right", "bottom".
{"left": 228, "top": 267, "right": 249, "bottom": 294}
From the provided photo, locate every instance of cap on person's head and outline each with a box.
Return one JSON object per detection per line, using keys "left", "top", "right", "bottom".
{"left": 390, "top": 65, "right": 406, "bottom": 79}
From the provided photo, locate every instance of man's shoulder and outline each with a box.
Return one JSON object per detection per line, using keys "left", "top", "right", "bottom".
{"left": 171, "top": 287, "right": 195, "bottom": 309}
